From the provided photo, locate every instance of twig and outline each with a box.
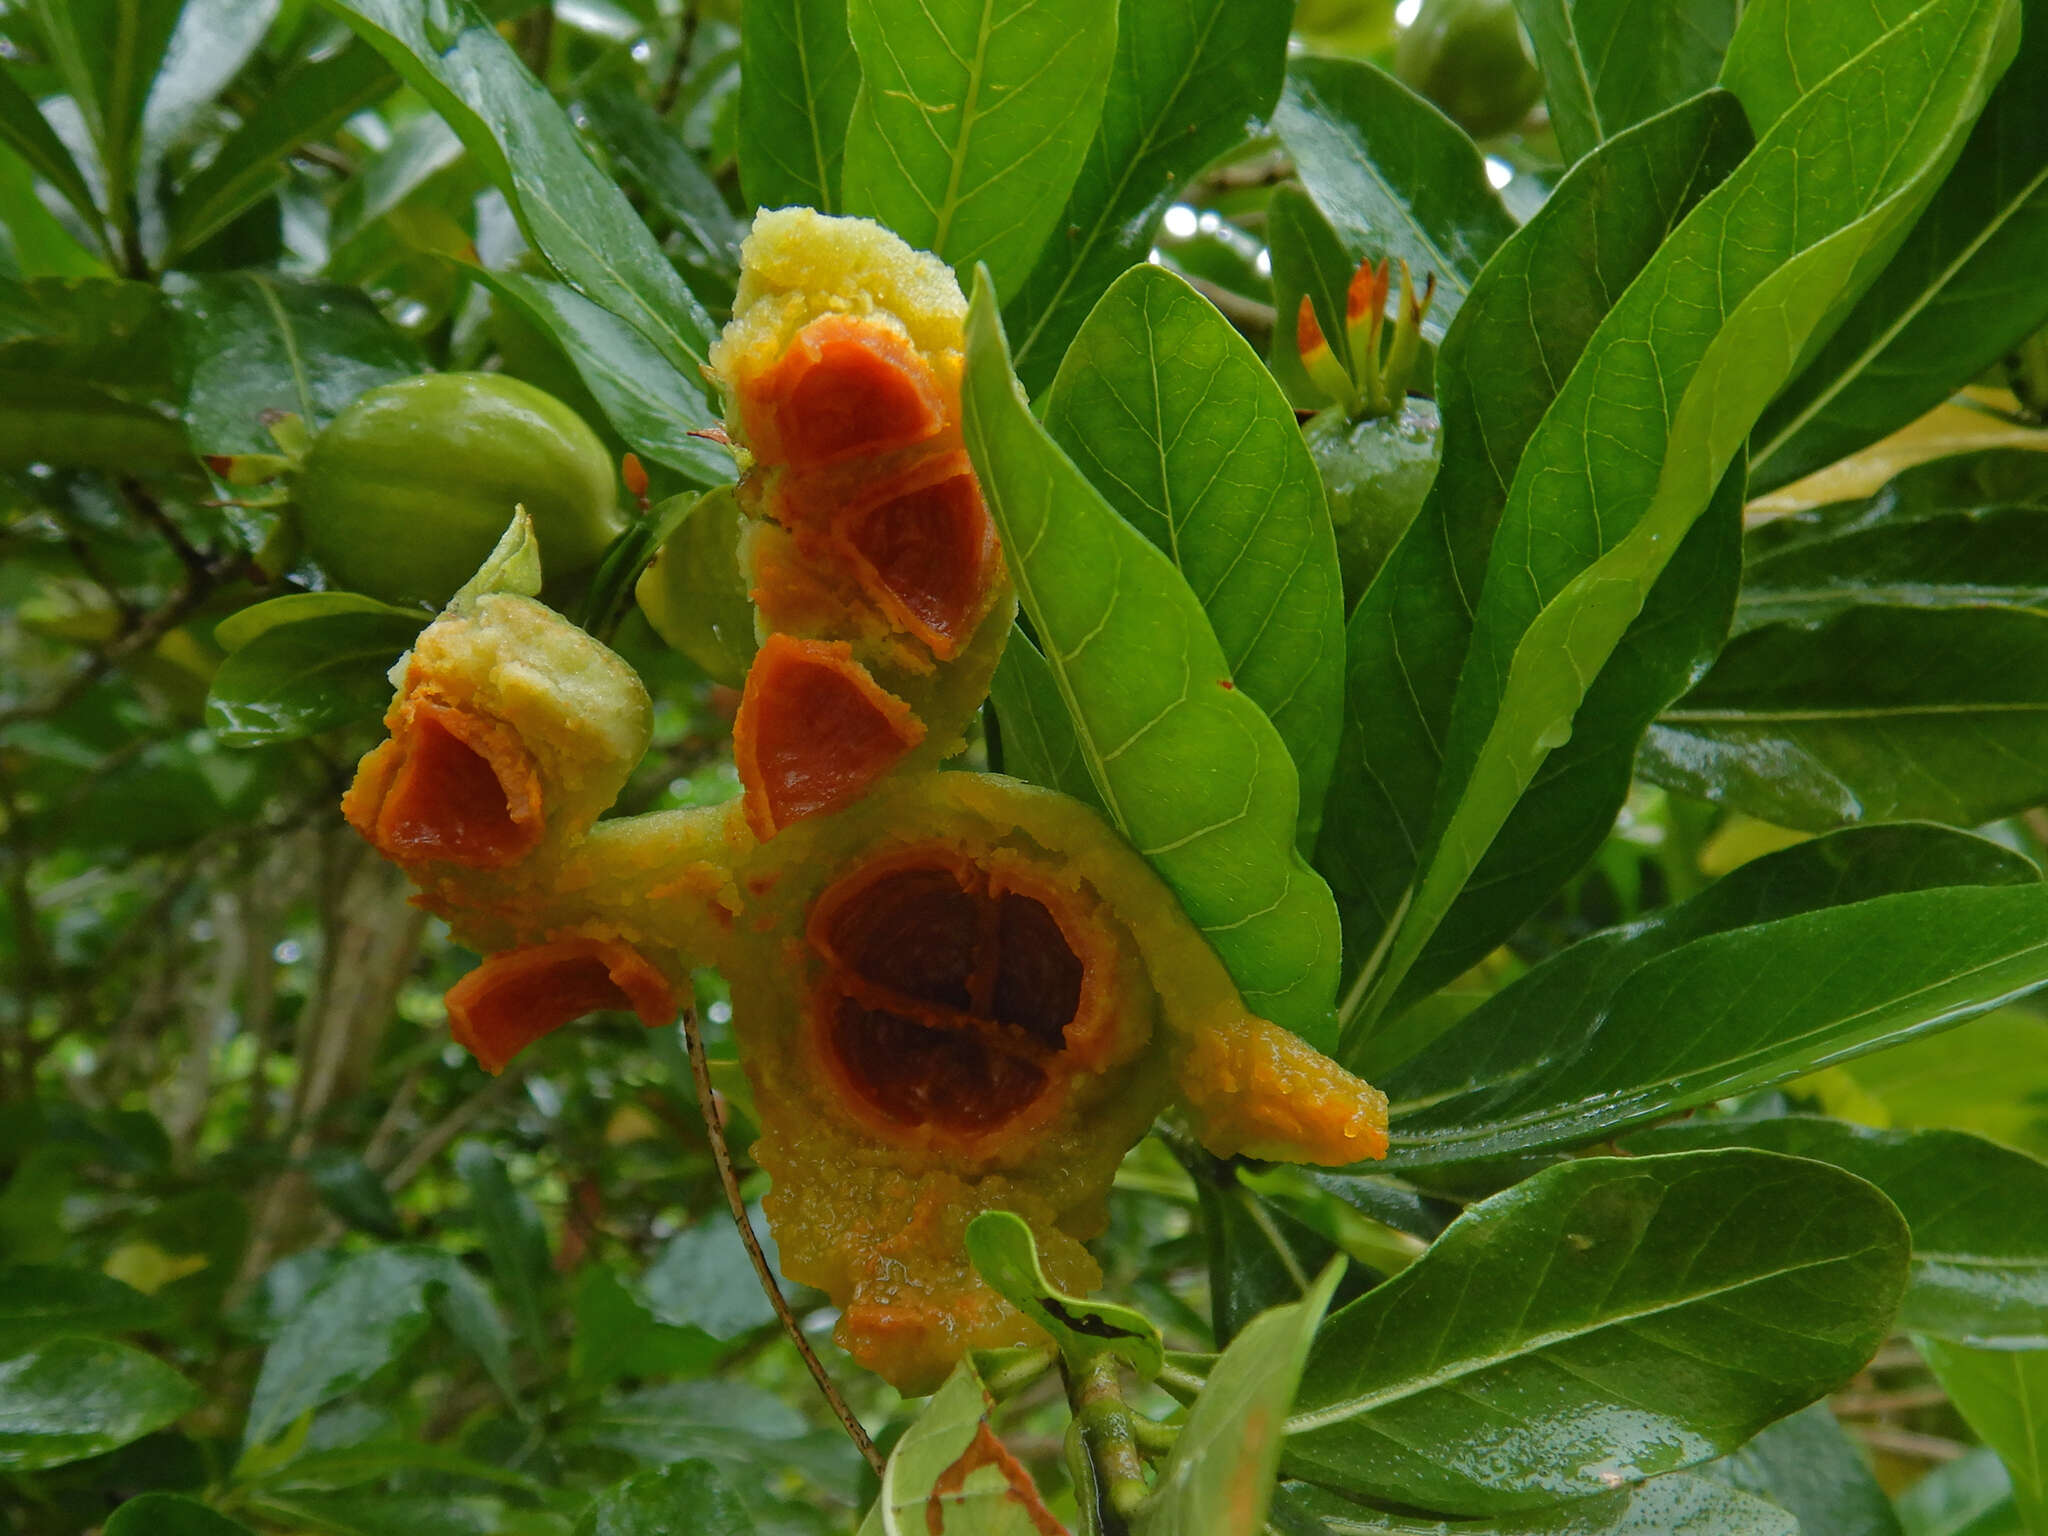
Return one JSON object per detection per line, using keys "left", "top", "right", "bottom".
{"left": 679, "top": 1005, "right": 884, "bottom": 1477}
{"left": 1851, "top": 1425, "right": 1969, "bottom": 1462}
{"left": 656, "top": 1, "right": 700, "bottom": 116}
{"left": 1832, "top": 1386, "right": 1953, "bottom": 1414}
{"left": 1179, "top": 271, "right": 1276, "bottom": 332}
{"left": 381, "top": 1063, "right": 532, "bottom": 1193}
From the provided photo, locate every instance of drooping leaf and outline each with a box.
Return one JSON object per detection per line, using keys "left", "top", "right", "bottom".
{"left": 839, "top": 0, "right": 1119, "bottom": 300}
{"left": 965, "top": 1210, "right": 1164, "bottom": 1376}
{"left": 205, "top": 611, "right": 426, "bottom": 748}
{"left": 1641, "top": 606, "right": 2048, "bottom": 832}
{"left": 1512, "top": 0, "right": 1739, "bottom": 164}
{"left": 167, "top": 44, "right": 395, "bottom": 260}
{"left": 1699, "top": 1401, "right": 1903, "bottom": 1536}
{"left": 325, "top": 0, "right": 721, "bottom": 391}
{"left": 1735, "top": 449, "right": 2048, "bottom": 630}
{"left": 0, "top": 1264, "right": 165, "bottom": 1352}
{"left": 1919, "top": 1342, "right": 2048, "bottom": 1536}
{"left": 1342, "top": 0, "right": 2019, "bottom": 1039}
{"left": 574, "top": 1460, "right": 758, "bottom": 1536}
{"left": 166, "top": 272, "right": 425, "bottom": 457}
{"left": 737, "top": 0, "right": 860, "bottom": 214}
{"left": 471, "top": 267, "right": 735, "bottom": 486}
{"left": 1317, "top": 91, "right": 1752, "bottom": 1050}
{"left": 105, "top": 1494, "right": 259, "bottom": 1536}
{"left": 1627, "top": 1117, "right": 2048, "bottom": 1350}
{"left": 1137, "top": 1261, "right": 1342, "bottom": 1536}
{"left": 1284, "top": 1151, "right": 1909, "bottom": 1513}
{"left": 960, "top": 268, "right": 1343, "bottom": 1046}
{"left": 1043, "top": 264, "right": 1345, "bottom": 849}
{"left": 1003, "top": 0, "right": 1291, "bottom": 389}
{"left": 0, "top": 1336, "right": 201, "bottom": 1472}
{"left": 1271, "top": 56, "right": 1515, "bottom": 328}
{"left": 987, "top": 631, "right": 1103, "bottom": 813}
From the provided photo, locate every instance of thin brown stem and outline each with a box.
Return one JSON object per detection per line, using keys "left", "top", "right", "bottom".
{"left": 678, "top": 1005, "right": 884, "bottom": 1477}
{"left": 656, "top": 2, "right": 700, "bottom": 116}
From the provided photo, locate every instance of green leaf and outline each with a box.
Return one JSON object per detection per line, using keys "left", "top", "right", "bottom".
{"left": 1265, "top": 183, "right": 1363, "bottom": 408}
{"left": 575, "top": 83, "right": 740, "bottom": 301}
{"left": 1700, "top": 1402, "right": 1902, "bottom": 1536}
{"left": 1512, "top": 0, "right": 1739, "bottom": 164}
{"left": 1718, "top": 0, "right": 1920, "bottom": 136}
{"left": 453, "top": 1140, "right": 552, "bottom": 1364}
{"left": 240, "top": 1492, "right": 513, "bottom": 1536}
{"left": 1137, "top": 1261, "right": 1341, "bottom": 1536}
{"left": 839, "top": 0, "right": 1119, "bottom": 300}
{"left": 959, "top": 268, "right": 1342, "bottom": 1046}
{"left": 142, "top": 0, "right": 281, "bottom": 172}
{"left": 1896, "top": 1447, "right": 2023, "bottom": 1536}
{"left": 105, "top": 1494, "right": 258, "bottom": 1536}
{"left": 1269, "top": 1474, "right": 1800, "bottom": 1534}
{"left": 205, "top": 611, "right": 425, "bottom": 748}
{"left": 325, "top": 0, "right": 721, "bottom": 387}
{"left": 965, "top": 1210, "right": 1163, "bottom": 1376}
{"left": 627, "top": 486, "right": 756, "bottom": 676}
{"left": 449, "top": 508, "right": 544, "bottom": 610}
{"left": 0, "top": 144, "right": 105, "bottom": 277}
{"left": 472, "top": 267, "right": 734, "bottom": 486}
{"left": 1626, "top": 1117, "right": 2048, "bottom": 1350}
{"left": 737, "top": 0, "right": 860, "bottom": 213}
{"left": 570, "top": 1267, "right": 723, "bottom": 1387}
{"left": 0, "top": 1336, "right": 200, "bottom": 1472}
{"left": 1043, "top": 264, "right": 1345, "bottom": 850}
{"left": 1271, "top": 56, "right": 1515, "bottom": 328}
{"left": 0, "top": 58, "right": 108, "bottom": 243}
{"left": 166, "top": 272, "right": 426, "bottom": 457}
{"left": 986, "top": 630, "right": 1102, "bottom": 812}
{"left": 641, "top": 1213, "right": 778, "bottom": 1342}
{"left": 215, "top": 594, "right": 430, "bottom": 657}
{"left": 167, "top": 43, "right": 395, "bottom": 260}
{"left": 864, "top": 1360, "right": 1059, "bottom": 1536}
{"left": 1002, "top": 0, "right": 1291, "bottom": 389}
{"left": 0, "top": 1264, "right": 165, "bottom": 1351}
{"left": 1343, "top": 0, "right": 2019, "bottom": 1039}
{"left": 1830, "top": 1008, "right": 2048, "bottom": 1163}
{"left": 1919, "top": 1342, "right": 2048, "bottom": 1536}
{"left": 574, "top": 1461, "right": 757, "bottom": 1536}
{"left": 305, "top": 1150, "right": 403, "bottom": 1239}
{"left": 1735, "top": 449, "right": 2048, "bottom": 630}
{"left": 1284, "top": 1151, "right": 1909, "bottom": 1513}
{"left": 1317, "top": 91, "right": 1752, "bottom": 1050}
{"left": 1641, "top": 606, "right": 2048, "bottom": 832}
{"left": 25, "top": 0, "right": 182, "bottom": 219}
{"left": 1747, "top": 0, "right": 2048, "bottom": 491}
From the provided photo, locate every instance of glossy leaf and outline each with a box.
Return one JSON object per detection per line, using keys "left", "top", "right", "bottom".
{"left": 0, "top": 1264, "right": 164, "bottom": 1351}
{"left": 0, "top": 1336, "right": 200, "bottom": 1472}
{"left": 1003, "top": 0, "right": 1291, "bottom": 389}
{"left": 1748, "top": 0, "right": 2048, "bottom": 491}
{"left": 1383, "top": 882, "right": 2048, "bottom": 1168}
{"left": 966, "top": 1210, "right": 1163, "bottom": 1376}
{"left": 641, "top": 1214, "right": 778, "bottom": 1342}
{"left": 1920, "top": 1342, "right": 2048, "bottom": 1536}
{"left": 327, "top": 0, "right": 721, "bottom": 386}
{"left": 167, "top": 273, "right": 424, "bottom": 457}
{"left": 215, "top": 594, "right": 430, "bottom": 656}
{"left": 575, "top": 84, "right": 741, "bottom": 297}
{"left": 1317, "top": 92, "right": 1752, "bottom": 1049}
{"left": 104, "top": 1494, "right": 258, "bottom": 1536}
{"left": 1192, "top": 1167, "right": 1344, "bottom": 1348}
{"left": 1736, "top": 449, "right": 2048, "bottom": 631}
{"left": 141, "top": 0, "right": 281, "bottom": 173}
{"left": 1284, "top": 1151, "right": 1909, "bottom": 1513}
{"left": 960, "top": 269, "right": 1343, "bottom": 1046}
{"left": 205, "top": 611, "right": 426, "bottom": 748}
{"left": 1719, "top": 0, "right": 1922, "bottom": 137}
{"left": 1269, "top": 1475, "right": 1799, "bottom": 1534}
{"left": 574, "top": 1461, "right": 757, "bottom": 1536}
{"left": 25, "top": 0, "right": 181, "bottom": 216}
{"left": 1043, "top": 264, "right": 1345, "bottom": 848}
{"left": 1271, "top": 56, "right": 1514, "bottom": 326}
{"left": 0, "top": 144, "right": 104, "bottom": 277}
{"left": 1513, "top": 0, "right": 1738, "bottom": 164}
{"left": 737, "top": 0, "right": 860, "bottom": 213}
{"left": 473, "top": 268, "right": 735, "bottom": 486}
{"left": 167, "top": 44, "right": 395, "bottom": 259}
{"left": 1641, "top": 606, "right": 2048, "bottom": 832}
{"left": 1700, "top": 1401, "right": 1902, "bottom": 1536}
{"left": 1137, "top": 1261, "right": 1341, "bottom": 1536}
{"left": 0, "top": 58, "right": 106, "bottom": 240}
{"left": 1344, "top": 0, "right": 2018, "bottom": 1038}
{"left": 863, "top": 1361, "right": 1061, "bottom": 1536}
{"left": 987, "top": 631, "right": 1104, "bottom": 813}
{"left": 1626, "top": 1117, "right": 2048, "bottom": 1349}
{"left": 839, "top": 0, "right": 1119, "bottom": 300}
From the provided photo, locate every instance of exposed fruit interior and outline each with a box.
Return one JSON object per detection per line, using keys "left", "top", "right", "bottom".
{"left": 752, "top": 315, "right": 944, "bottom": 469}
{"left": 733, "top": 635, "right": 926, "bottom": 837}
{"left": 446, "top": 937, "right": 673, "bottom": 1074}
{"left": 347, "top": 700, "right": 544, "bottom": 868}
{"left": 838, "top": 459, "right": 995, "bottom": 657}
{"left": 809, "top": 856, "right": 1091, "bottom": 1139}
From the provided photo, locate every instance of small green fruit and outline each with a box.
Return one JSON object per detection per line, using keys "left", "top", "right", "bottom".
{"left": 1395, "top": 0, "right": 1544, "bottom": 139}
{"left": 295, "top": 372, "right": 622, "bottom": 607}
{"left": 1307, "top": 400, "right": 1443, "bottom": 610}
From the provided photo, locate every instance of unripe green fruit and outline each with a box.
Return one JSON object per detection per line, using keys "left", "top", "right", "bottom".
{"left": 1307, "top": 400, "right": 1443, "bottom": 611}
{"left": 295, "top": 373, "right": 622, "bottom": 608}
{"left": 1395, "top": 0, "right": 1544, "bottom": 139}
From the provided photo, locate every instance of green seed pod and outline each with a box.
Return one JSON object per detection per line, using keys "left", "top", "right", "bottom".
{"left": 1306, "top": 399, "right": 1443, "bottom": 610}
